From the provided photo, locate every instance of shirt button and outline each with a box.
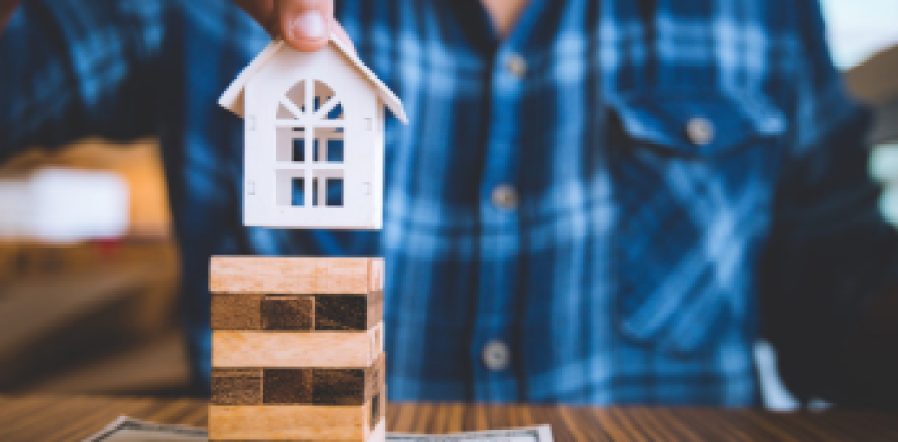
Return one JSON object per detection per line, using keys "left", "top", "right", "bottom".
{"left": 482, "top": 340, "right": 511, "bottom": 371}
{"left": 686, "top": 117, "right": 715, "bottom": 146}
{"left": 491, "top": 184, "right": 519, "bottom": 210}
{"left": 505, "top": 53, "right": 527, "bottom": 78}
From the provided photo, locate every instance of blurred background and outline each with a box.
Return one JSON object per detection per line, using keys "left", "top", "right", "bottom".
{"left": 0, "top": 0, "right": 895, "bottom": 406}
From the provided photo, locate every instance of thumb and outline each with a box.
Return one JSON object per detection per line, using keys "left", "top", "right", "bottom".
{"left": 277, "top": 0, "right": 334, "bottom": 52}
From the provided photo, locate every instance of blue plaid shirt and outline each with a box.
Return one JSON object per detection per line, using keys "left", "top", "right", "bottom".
{"left": 3, "top": 0, "right": 897, "bottom": 405}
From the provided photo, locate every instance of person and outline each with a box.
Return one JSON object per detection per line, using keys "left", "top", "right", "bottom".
{"left": 2, "top": 0, "right": 897, "bottom": 407}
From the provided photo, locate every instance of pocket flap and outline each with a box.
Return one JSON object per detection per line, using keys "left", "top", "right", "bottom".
{"left": 610, "top": 90, "right": 786, "bottom": 156}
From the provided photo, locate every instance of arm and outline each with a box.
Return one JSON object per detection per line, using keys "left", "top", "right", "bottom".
{"left": 760, "top": 3, "right": 898, "bottom": 408}
{"left": 0, "top": 0, "right": 165, "bottom": 159}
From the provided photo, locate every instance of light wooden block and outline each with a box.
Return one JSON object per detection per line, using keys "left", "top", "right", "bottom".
{"left": 209, "top": 401, "right": 381, "bottom": 441}
{"left": 210, "top": 256, "right": 383, "bottom": 295}
{"left": 212, "top": 322, "right": 383, "bottom": 368}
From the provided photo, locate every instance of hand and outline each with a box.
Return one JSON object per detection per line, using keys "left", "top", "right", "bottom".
{"left": 234, "top": 0, "right": 354, "bottom": 52}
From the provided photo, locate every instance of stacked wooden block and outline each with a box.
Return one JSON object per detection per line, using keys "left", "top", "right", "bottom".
{"left": 209, "top": 256, "right": 385, "bottom": 441}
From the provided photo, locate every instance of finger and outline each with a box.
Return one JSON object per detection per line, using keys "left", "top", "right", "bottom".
{"left": 276, "top": 0, "right": 334, "bottom": 52}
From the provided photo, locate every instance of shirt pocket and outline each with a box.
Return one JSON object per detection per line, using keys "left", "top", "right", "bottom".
{"left": 608, "top": 89, "right": 786, "bottom": 355}
{"left": 610, "top": 90, "right": 786, "bottom": 157}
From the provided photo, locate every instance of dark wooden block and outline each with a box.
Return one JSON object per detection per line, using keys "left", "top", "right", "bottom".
{"left": 261, "top": 295, "right": 313, "bottom": 330}
{"left": 212, "top": 368, "right": 261, "bottom": 405}
{"left": 311, "top": 352, "right": 384, "bottom": 406}
{"left": 211, "top": 294, "right": 262, "bottom": 330}
{"left": 315, "top": 294, "right": 367, "bottom": 330}
{"left": 313, "top": 368, "right": 365, "bottom": 405}
{"left": 263, "top": 368, "right": 313, "bottom": 404}
{"left": 370, "top": 392, "right": 384, "bottom": 430}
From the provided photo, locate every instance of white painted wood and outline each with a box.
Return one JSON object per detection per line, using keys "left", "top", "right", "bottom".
{"left": 219, "top": 38, "right": 408, "bottom": 124}
{"left": 220, "top": 36, "right": 406, "bottom": 229}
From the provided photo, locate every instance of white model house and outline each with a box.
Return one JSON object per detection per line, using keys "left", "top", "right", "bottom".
{"left": 218, "top": 36, "right": 407, "bottom": 229}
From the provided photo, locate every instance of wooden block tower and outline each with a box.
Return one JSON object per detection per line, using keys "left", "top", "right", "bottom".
{"left": 213, "top": 32, "right": 405, "bottom": 441}
{"left": 209, "top": 256, "right": 385, "bottom": 441}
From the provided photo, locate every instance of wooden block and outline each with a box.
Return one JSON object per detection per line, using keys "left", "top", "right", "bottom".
{"left": 371, "top": 394, "right": 385, "bottom": 434}
{"left": 262, "top": 295, "right": 313, "bottom": 330}
{"left": 365, "top": 352, "right": 385, "bottom": 405}
{"left": 210, "top": 256, "right": 383, "bottom": 295}
{"left": 246, "top": 352, "right": 384, "bottom": 406}
{"left": 264, "top": 368, "right": 313, "bottom": 404}
{"left": 315, "top": 295, "right": 367, "bottom": 330}
{"left": 211, "top": 368, "right": 261, "bottom": 405}
{"left": 211, "top": 294, "right": 262, "bottom": 330}
{"left": 208, "top": 401, "right": 375, "bottom": 440}
{"left": 314, "top": 351, "right": 384, "bottom": 406}
{"left": 212, "top": 322, "right": 383, "bottom": 368}
{"left": 368, "top": 290, "right": 383, "bottom": 331}
{"left": 313, "top": 368, "right": 364, "bottom": 405}
{"left": 314, "top": 291, "right": 382, "bottom": 331}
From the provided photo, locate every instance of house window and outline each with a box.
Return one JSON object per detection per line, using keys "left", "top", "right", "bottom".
{"left": 326, "top": 177, "right": 344, "bottom": 206}
{"left": 291, "top": 177, "right": 305, "bottom": 206}
{"left": 275, "top": 80, "right": 345, "bottom": 207}
{"left": 308, "top": 169, "right": 344, "bottom": 208}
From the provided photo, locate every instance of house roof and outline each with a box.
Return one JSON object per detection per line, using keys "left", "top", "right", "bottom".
{"left": 218, "top": 35, "right": 408, "bottom": 124}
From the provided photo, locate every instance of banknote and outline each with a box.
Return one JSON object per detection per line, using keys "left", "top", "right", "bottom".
{"left": 387, "top": 425, "right": 553, "bottom": 441}
{"left": 84, "top": 416, "right": 553, "bottom": 442}
{"left": 83, "top": 416, "right": 207, "bottom": 441}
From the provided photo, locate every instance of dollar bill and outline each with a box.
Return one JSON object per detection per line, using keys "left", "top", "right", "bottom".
{"left": 83, "top": 416, "right": 207, "bottom": 441}
{"left": 84, "top": 416, "right": 553, "bottom": 442}
{"left": 387, "top": 425, "right": 553, "bottom": 442}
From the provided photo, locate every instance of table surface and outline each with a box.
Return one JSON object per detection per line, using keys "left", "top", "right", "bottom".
{"left": 1, "top": 395, "right": 897, "bottom": 441}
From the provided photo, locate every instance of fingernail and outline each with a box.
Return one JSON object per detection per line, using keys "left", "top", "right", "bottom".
{"left": 291, "top": 10, "right": 326, "bottom": 40}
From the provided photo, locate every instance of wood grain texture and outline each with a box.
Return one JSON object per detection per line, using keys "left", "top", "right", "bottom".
{"left": 210, "top": 256, "right": 383, "bottom": 294}
{"left": 211, "top": 368, "right": 262, "bottom": 405}
{"left": 235, "top": 353, "right": 384, "bottom": 406}
{"left": 209, "top": 402, "right": 373, "bottom": 440}
{"left": 263, "top": 368, "right": 313, "bottom": 404}
{"left": 261, "top": 295, "right": 313, "bottom": 330}
{"left": 365, "top": 352, "right": 385, "bottom": 406}
{"left": 313, "top": 368, "right": 365, "bottom": 406}
{"left": 211, "top": 294, "right": 262, "bottom": 330}
{"left": 368, "top": 290, "right": 383, "bottom": 331}
{"left": 316, "top": 295, "right": 367, "bottom": 330}
{"left": 212, "top": 323, "right": 383, "bottom": 368}
{"left": 3, "top": 395, "right": 898, "bottom": 441}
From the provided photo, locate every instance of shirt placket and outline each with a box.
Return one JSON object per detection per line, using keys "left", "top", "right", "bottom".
{"left": 471, "top": 48, "right": 528, "bottom": 401}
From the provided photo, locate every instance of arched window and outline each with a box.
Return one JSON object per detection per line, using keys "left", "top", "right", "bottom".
{"left": 274, "top": 80, "right": 345, "bottom": 208}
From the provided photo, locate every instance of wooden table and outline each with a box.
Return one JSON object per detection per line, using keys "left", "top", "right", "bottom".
{"left": 1, "top": 395, "right": 897, "bottom": 441}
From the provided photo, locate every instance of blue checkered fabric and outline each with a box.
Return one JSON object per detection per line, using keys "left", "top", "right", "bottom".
{"left": 3, "top": 0, "right": 896, "bottom": 405}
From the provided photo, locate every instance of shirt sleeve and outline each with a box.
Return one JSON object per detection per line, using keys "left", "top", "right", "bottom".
{"left": 0, "top": 0, "right": 166, "bottom": 159}
{"left": 760, "top": 1, "right": 898, "bottom": 407}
